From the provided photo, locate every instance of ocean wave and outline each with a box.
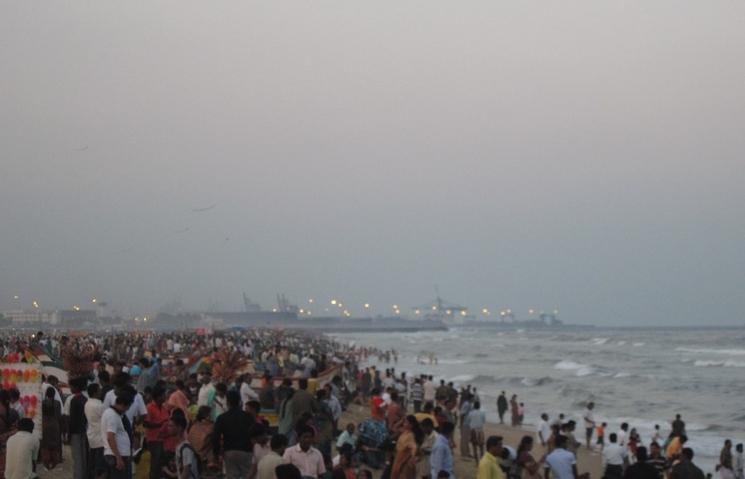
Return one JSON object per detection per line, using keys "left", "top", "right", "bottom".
{"left": 554, "top": 360, "right": 595, "bottom": 376}
{"left": 590, "top": 337, "right": 609, "bottom": 345}
{"left": 633, "top": 342, "right": 645, "bottom": 347}
{"left": 470, "top": 374, "right": 496, "bottom": 384}
{"left": 519, "top": 376, "right": 553, "bottom": 387}
{"left": 614, "top": 372, "right": 632, "bottom": 378}
{"left": 693, "top": 359, "right": 745, "bottom": 368}
{"left": 437, "top": 358, "right": 469, "bottom": 365}
{"left": 676, "top": 347, "right": 745, "bottom": 356}
{"left": 449, "top": 374, "right": 476, "bottom": 383}
{"left": 554, "top": 360, "right": 587, "bottom": 370}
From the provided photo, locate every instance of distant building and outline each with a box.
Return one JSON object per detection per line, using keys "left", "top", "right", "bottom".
{"left": 3, "top": 310, "right": 58, "bottom": 324}
{"left": 57, "top": 309, "right": 97, "bottom": 326}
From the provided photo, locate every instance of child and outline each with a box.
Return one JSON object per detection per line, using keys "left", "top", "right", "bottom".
{"left": 596, "top": 422, "right": 607, "bottom": 451}
{"left": 518, "top": 403, "right": 525, "bottom": 425}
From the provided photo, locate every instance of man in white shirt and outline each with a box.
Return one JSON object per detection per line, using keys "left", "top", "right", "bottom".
{"left": 197, "top": 374, "right": 216, "bottom": 409}
{"left": 423, "top": 376, "right": 436, "bottom": 407}
{"left": 602, "top": 433, "right": 626, "bottom": 479}
{"left": 257, "top": 434, "right": 287, "bottom": 479}
{"left": 85, "top": 383, "right": 106, "bottom": 479}
{"left": 617, "top": 423, "right": 628, "bottom": 448}
{"left": 538, "top": 413, "right": 552, "bottom": 447}
{"left": 282, "top": 427, "right": 326, "bottom": 478}
{"left": 102, "top": 373, "right": 148, "bottom": 426}
{"left": 4, "top": 419, "right": 39, "bottom": 479}
{"left": 583, "top": 402, "right": 596, "bottom": 449}
{"left": 239, "top": 374, "right": 259, "bottom": 407}
{"left": 102, "top": 393, "right": 134, "bottom": 479}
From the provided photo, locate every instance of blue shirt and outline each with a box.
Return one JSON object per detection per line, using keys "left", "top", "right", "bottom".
{"left": 545, "top": 448, "right": 576, "bottom": 479}
{"left": 430, "top": 433, "right": 455, "bottom": 479}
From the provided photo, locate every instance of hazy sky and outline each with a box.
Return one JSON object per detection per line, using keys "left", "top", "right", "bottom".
{"left": 2, "top": 2, "right": 744, "bottom": 325}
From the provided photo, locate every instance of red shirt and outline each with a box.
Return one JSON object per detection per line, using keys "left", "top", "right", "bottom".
{"left": 145, "top": 401, "right": 169, "bottom": 442}
{"left": 370, "top": 396, "right": 385, "bottom": 420}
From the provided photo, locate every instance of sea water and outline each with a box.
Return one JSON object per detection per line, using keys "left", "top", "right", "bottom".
{"left": 330, "top": 326, "right": 745, "bottom": 474}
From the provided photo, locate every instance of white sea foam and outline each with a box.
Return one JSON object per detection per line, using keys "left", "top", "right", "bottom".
{"left": 693, "top": 359, "right": 745, "bottom": 368}
{"left": 449, "top": 374, "right": 476, "bottom": 383}
{"left": 437, "top": 358, "right": 468, "bottom": 365}
{"left": 614, "top": 372, "right": 632, "bottom": 378}
{"left": 554, "top": 360, "right": 595, "bottom": 376}
{"left": 633, "top": 342, "right": 645, "bottom": 347}
{"left": 590, "top": 337, "right": 609, "bottom": 345}
{"left": 554, "top": 360, "right": 587, "bottom": 370}
{"left": 676, "top": 347, "right": 745, "bottom": 356}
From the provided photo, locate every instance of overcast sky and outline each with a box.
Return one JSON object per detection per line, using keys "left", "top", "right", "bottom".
{"left": 1, "top": 2, "right": 744, "bottom": 325}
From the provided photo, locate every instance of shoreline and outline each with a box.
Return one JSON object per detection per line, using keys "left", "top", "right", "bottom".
{"left": 340, "top": 403, "right": 604, "bottom": 479}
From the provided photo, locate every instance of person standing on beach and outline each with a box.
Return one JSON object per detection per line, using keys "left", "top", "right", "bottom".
{"left": 734, "top": 443, "right": 743, "bottom": 479}
{"left": 430, "top": 422, "right": 455, "bottom": 479}
{"left": 477, "top": 435, "right": 504, "bottom": 479}
{"left": 423, "top": 377, "right": 436, "bottom": 409}
{"left": 622, "top": 446, "right": 657, "bottom": 479}
{"left": 509, "top": 395, "right": 519, "bottom": 427}
{"left": 4, "top": 418, "right": 39, "bottom": 479}
{"left": 410, "top": 378, "right": 423, "bottom": 413}
{"left": 671, "top": 415, "right": 686, "bottom": 438}
{"left": 646, "top": 442, "right": 668, "bottom": 479}
{"left": 458, "top": 393, "right": 473, "bottom": 459}
{"left": 583, "top": 403, "right": 596, "bottom": 449}
{"left": 467, "top": 401, "right": 486, "bottom": 461}
{"left": 602, "top": 433, "right": 626, "bottom": 479}
{"left": 545, "top": 435, "right": 578, "bottom": 479}
{"left": 538, "top": 413, "right": 551, "bottom": 448}
{"left": 497, "top": 393, "right": 508, "bottom": 425}
{"left": 670, "top": 448, "right": 705, "bottom": 479}
{"left": 720, "top": 440, "right": 735, "bottom": 479}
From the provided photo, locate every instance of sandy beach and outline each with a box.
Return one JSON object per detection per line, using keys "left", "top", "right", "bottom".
{"left": 341, "top": 403, "right": 603, "bottom": 479}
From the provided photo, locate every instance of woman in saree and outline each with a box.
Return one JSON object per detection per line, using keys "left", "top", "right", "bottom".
{"left": 391, "top": 415, "right": 423, "bottom": 479}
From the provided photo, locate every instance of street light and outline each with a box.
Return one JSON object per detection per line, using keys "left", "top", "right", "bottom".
{"left": 91, "top": 298, "right": 97, "bottom": 304}
{"left": 330, "top": 299, "right": 337, "bottom": 305}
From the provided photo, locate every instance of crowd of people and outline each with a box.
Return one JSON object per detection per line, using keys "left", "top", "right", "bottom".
{"left": 0, "top": 329, "right": 740, "bottom": 479}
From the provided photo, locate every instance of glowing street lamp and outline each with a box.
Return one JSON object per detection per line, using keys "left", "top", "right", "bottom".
{"left": 330, "top": 299, "right": 337, "bottom": 305}
{"left": 364, "top": 303, "right": 370, "bottom": 309}
{"left": 73, "top": 305, "right": 81, "bottom": 311}
{"left": 32, "top": 300, "right": 39, "bottom": 309}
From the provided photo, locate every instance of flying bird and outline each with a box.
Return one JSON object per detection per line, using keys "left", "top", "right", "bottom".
{"left": 192, "top": 203, "right": 217, "bottom": 213}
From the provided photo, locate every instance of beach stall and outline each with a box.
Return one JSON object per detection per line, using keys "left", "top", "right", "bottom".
{"left": 0, "top": 352, "right": 43, "bottom": 435}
